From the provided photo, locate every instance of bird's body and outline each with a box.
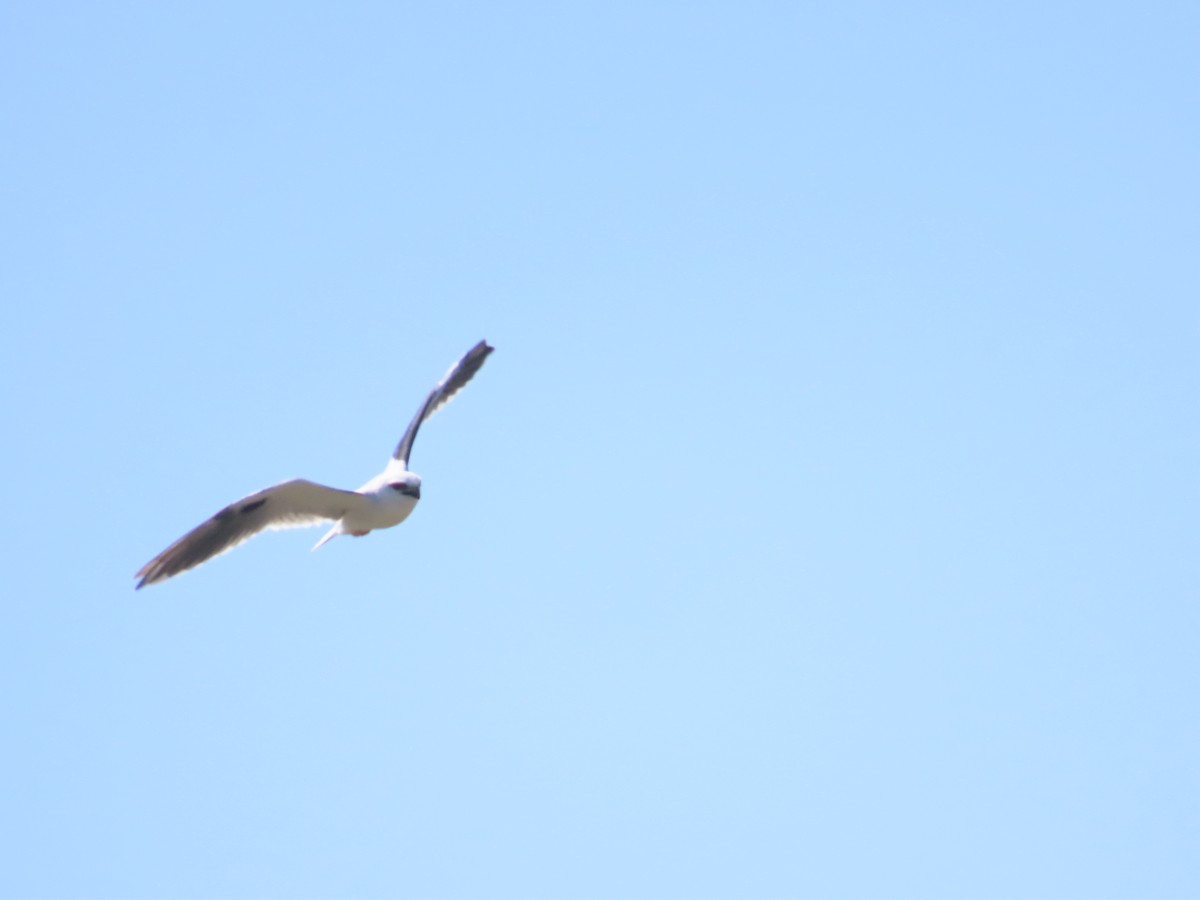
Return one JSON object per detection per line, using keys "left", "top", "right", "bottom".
{"left": 312, "top": 462, "right": 421, "bottom": 547}
{"left": 135, "top": 340, "right": 493, "bottom": 589}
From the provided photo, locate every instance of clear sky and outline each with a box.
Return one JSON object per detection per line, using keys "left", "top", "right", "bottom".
{"left": 1, "top": 3, "right": 1197, "bottom": 898}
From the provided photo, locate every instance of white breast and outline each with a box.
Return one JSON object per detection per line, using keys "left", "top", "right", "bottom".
{"left": 343, "top": 488, "right": 419, "bottom": 532}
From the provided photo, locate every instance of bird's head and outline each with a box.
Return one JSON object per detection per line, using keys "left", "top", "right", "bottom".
{"left": 388, "top": 473, "right": 422, "bottom": 499}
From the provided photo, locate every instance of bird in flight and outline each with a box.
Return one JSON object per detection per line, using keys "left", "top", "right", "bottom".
{"left": 135, "top": 340, "right": 494, "bottom": 589}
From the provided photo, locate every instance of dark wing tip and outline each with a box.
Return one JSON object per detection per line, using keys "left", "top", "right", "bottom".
{"left": 453, "top": 340, "right": 494, "bottom": 384}
{"left": 453, "top": 340, "right": 494, "bottom": 379}
{"left": 134, "top": 557, "right": 157, "bottom": 589}
{"left": 134, "top": 566, "right": 158, "bottom": 590}
{"left": 133, "top": 495, "right": 275, "bottom": 589}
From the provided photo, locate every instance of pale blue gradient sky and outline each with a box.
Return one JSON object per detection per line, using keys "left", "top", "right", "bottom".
{"left": 1, "top": 3, "right": 1197, "bottom": 898}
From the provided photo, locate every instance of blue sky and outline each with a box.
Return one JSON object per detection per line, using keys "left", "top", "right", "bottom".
{"left": 1, "top": 3, "right": 1197, "bottom": 898}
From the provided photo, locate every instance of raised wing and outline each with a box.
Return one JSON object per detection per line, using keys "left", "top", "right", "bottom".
{"left": 392, "top": 339, "right": 494, "bottom": 467}
{"left": 135, "top": 479, "right": 368, "bottom": 589}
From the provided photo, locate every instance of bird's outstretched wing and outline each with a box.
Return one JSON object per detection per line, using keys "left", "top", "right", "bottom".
{"left": 393, "top": 340, "right": 494, "bottom": 467}
{"left": 135, "top": 479, "right": 368, "bottom": 589}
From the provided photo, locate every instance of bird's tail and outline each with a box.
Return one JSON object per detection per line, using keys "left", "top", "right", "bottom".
{"left": 312, "top": 524, "right": 342, "bottom": 551}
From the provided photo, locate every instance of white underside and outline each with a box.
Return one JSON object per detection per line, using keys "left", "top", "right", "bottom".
{"left": 313, "top": 481, "right": 419, "bottom": 550}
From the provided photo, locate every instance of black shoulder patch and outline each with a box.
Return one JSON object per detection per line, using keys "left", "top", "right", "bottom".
{"left": 239, "top": 498, "right": 268, "bottom": 515}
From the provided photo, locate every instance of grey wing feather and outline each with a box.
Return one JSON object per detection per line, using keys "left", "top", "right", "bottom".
{"left": 135, "top": 479, "right": 366, "bottom": 589}
{"left": 393, "top": 339, "right": 494, "bottom": 465}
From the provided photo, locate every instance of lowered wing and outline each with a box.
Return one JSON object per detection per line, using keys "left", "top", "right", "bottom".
{"left": 135, "top": 479, "right": 368, "bottom": 589}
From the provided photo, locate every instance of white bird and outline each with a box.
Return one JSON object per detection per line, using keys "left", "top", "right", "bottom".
{"left": 135, "top": 340, "right": 494, "bottom": 589}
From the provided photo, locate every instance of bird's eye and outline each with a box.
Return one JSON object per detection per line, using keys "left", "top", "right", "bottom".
{"left": 390, "top": 483, "right": 407, "bottom": 491}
